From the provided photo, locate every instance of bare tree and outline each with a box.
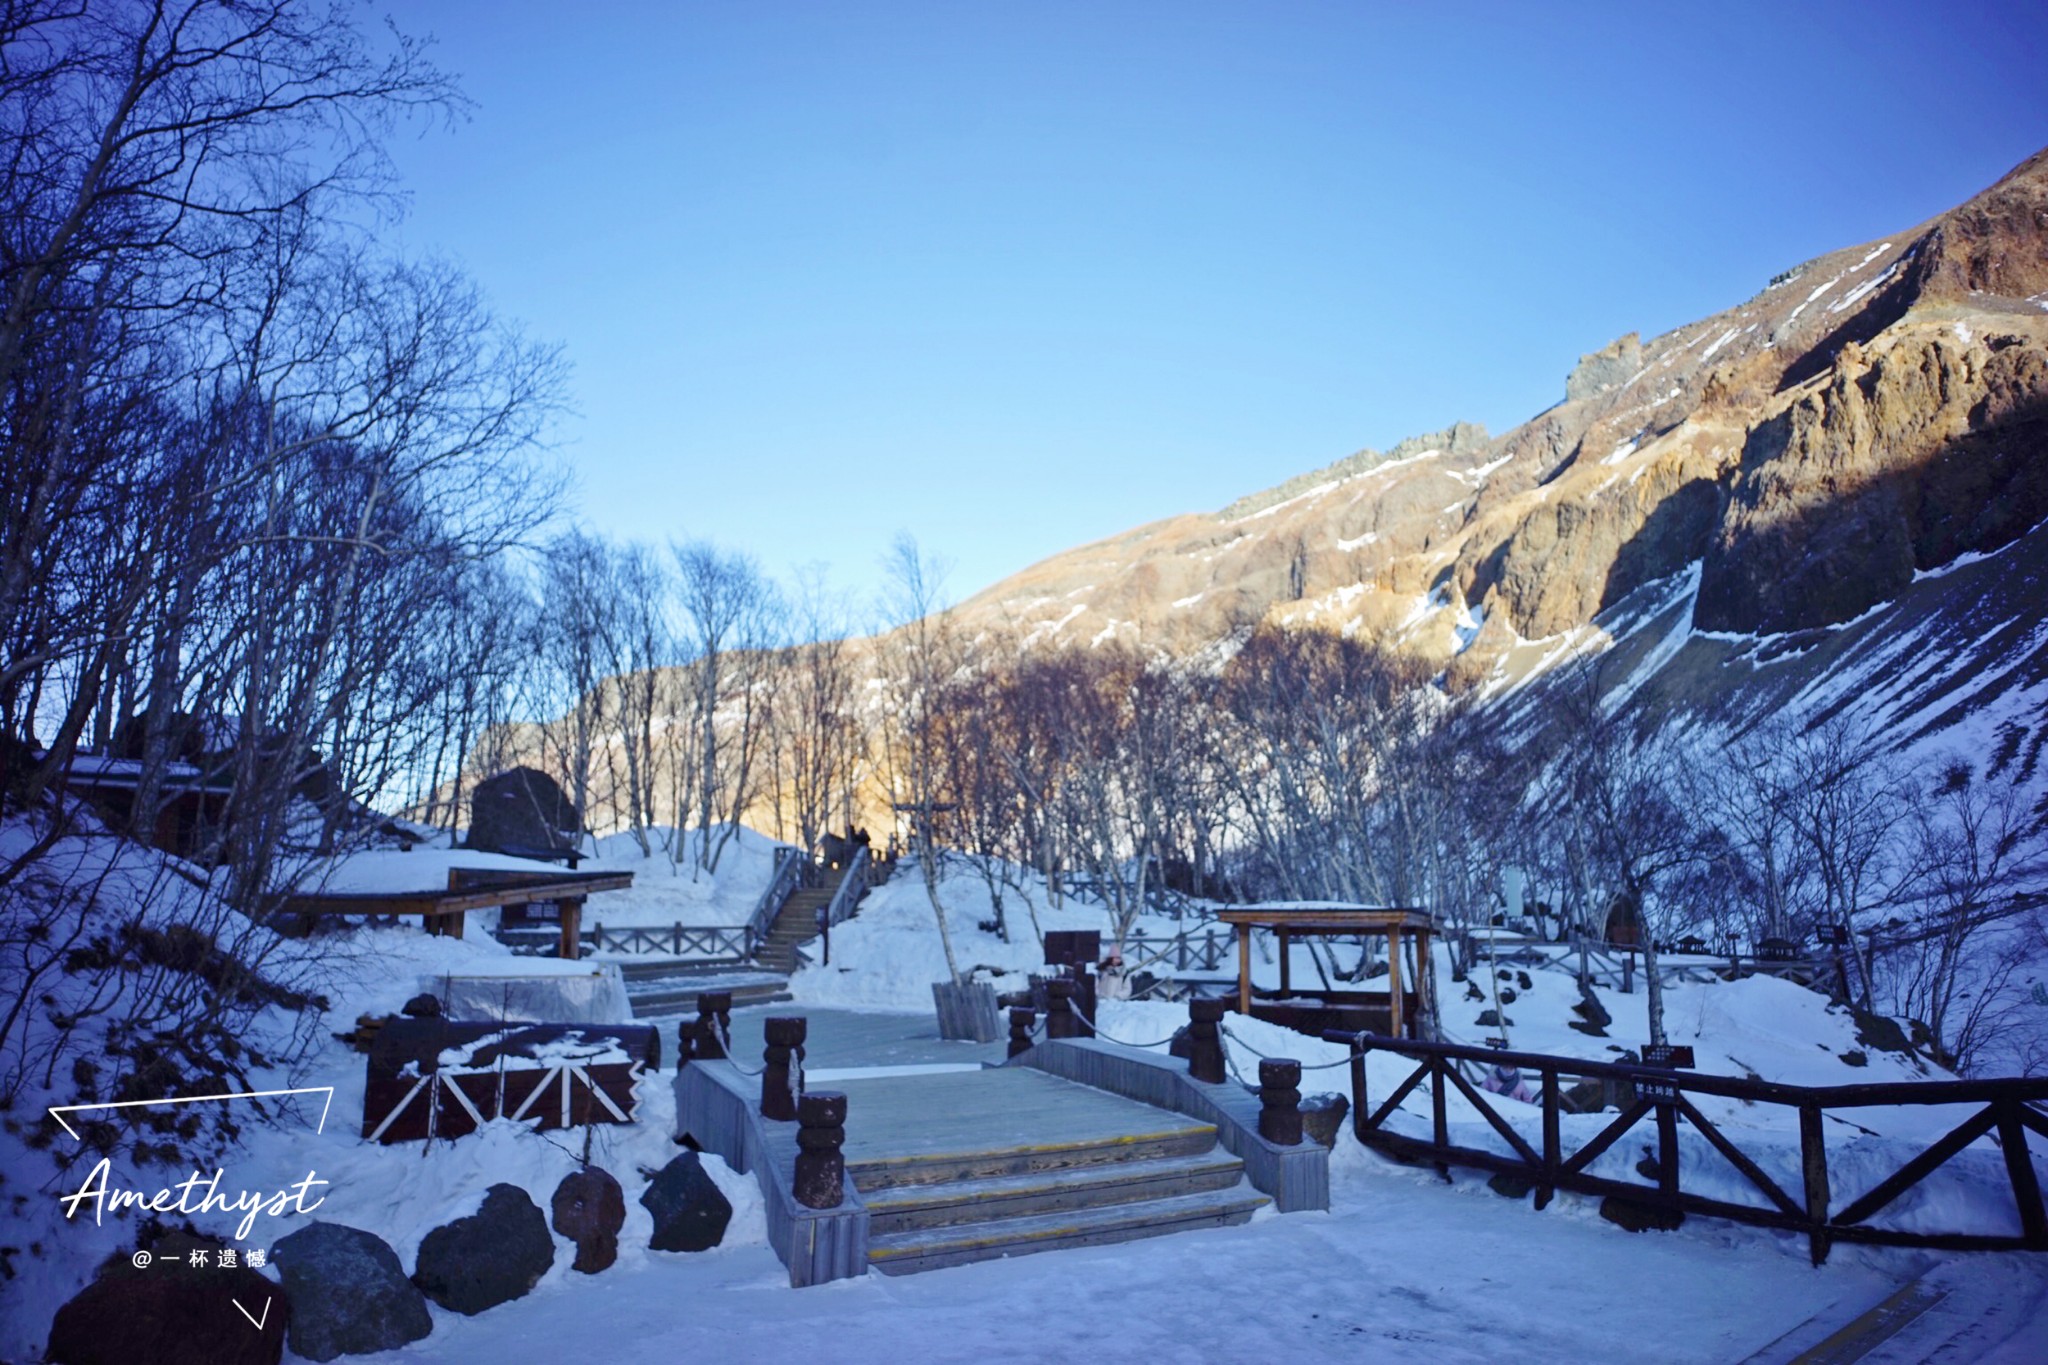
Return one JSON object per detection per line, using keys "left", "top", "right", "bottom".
{"left": 876, "top": 533, "right": 963, "bottom": 985}
{"left": 672, "top": 539, "right": 781, "bottom": 871}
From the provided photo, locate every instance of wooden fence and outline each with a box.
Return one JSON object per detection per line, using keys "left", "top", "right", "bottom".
{"left": 1327, "top": 1031, "right": 2048, "bottom": 1265}
{"left": 1123, "top": 926, "right": 1233, "bottom": 975}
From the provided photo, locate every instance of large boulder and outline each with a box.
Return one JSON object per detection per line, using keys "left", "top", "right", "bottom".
{"left": 411, "top": 1184, "right": 554, "bottom": 1315}
{"left": 551, "top": 1167, "right": 627, "bottom": 1274}
{"left": 271, "top": 1222, "right": 431, "bottom": 1361}
{"left": 48, "top": 1232, "right": 286, "bottom": 1365}
{"left": 640, "top": 1152, "right": 733, "bottom": 1253}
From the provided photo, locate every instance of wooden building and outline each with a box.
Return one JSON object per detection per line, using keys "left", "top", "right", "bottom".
{"left": 1214, "top": 903, "right": 1437, "bottom": 1041}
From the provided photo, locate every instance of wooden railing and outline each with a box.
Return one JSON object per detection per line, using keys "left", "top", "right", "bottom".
{"left": 1122, "top": 926, "right": 1234, "bottom": 974}
{"left": 822, "top": 845, "right": 869, "bottom": 929}
{"left": 1326, "top": 1030, "right": 2048, "bottom": 1265}
{"left": 744, "top": 846, "right": 806, "bottom": 957}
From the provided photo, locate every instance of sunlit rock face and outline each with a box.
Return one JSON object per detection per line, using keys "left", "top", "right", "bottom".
{"left": 942, "top": 148, "right": 2048, "bottom": 702}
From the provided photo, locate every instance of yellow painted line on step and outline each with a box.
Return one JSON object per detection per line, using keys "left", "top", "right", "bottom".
{"left": 1776, "top": 1280, "right": 1947, "bottom": 1365}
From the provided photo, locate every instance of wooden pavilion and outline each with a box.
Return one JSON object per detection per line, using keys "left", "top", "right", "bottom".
{"left": 278, "top": 866, "right": 631, "bottom": 959}
{"left": 1214, "top": 904, "right": 1436, "bottom": 1041}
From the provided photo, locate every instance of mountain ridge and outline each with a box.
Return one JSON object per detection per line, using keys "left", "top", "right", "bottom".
{"left": 950, "top": 148, "right": 2048, "bottom": 693}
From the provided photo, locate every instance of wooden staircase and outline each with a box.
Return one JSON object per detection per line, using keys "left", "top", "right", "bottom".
{"left": 755, "top": 865, "right": 854, "bottom": 972}
{"left": 620, "top": 960, "right": 791, "bottom": 1018}
{"left": 838, "top": 1070, "right": 1268, "bottom": 1276}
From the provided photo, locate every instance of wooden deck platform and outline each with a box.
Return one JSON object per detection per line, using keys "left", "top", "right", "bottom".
{"left": 677, "top": 1045, "right": 1300, "bottom": 1284}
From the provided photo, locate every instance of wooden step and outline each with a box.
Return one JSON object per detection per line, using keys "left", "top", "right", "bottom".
{"left": 848, "top": 1122, "right": 1219, "bottom": 1191}
{"left": 866, "top": 1184, "right": 1269, "bottom": 1276}
{"left": 863, "top": 1150, "right": 1247, "bottom": 1237}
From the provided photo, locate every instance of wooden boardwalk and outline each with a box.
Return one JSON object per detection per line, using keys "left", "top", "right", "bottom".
{"left": 833, "top": 1068, "right": 1212, "bottom": 1170}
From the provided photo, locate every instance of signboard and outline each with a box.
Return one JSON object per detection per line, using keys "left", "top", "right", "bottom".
{"left": 1636, "top": 1044, "right": 1695, "bottom": 1104}
{"left": 1043, "top": 930, "right": 1101, "bottom": 968}
{"left": 1814, "top": 923, "right": 1848, "bottom": 947}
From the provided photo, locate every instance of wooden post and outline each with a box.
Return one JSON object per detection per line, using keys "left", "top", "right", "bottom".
{"left": 558, "top": 897, "right": 583, "bottom": 960}
{"left": 1656, "top": 1095, "right": 1681, "bottom": 1200}
{"left": 1008, "top": 1006, "right": 1037, "bottom": 1059}
{"left": 761, "top": 1016, "right": 806, "bottom": 1121}
{"left": 1538, "top": 1069, "right": 1560, "bottom": 1211}
{"left": 1046, "top": 978, "right": 1078, "bottom": 1040}
{"left": 1237, "top": 927, "right": 1252, "bottom": 1017}
{"left": 1186, "top": 997, "right": 1227, "bottom": 1084}
{"left": 793, "top": 1091, "right": 846, "bottom": 1210}
{"left": 1278, "top": 927, "right": 1291, "bottom": 995}
{"left": 1996, "top": 1099, "right": 2048, "bottom": 1249}
{"left": 675, "top": 1016, "right": 694, "bottom": 1072}
{"left": 693, "top": 992, "right": 733, "bottom": 1060}
{"left": 1350, "top": 1039, "right": 1369, "bottom": 1144}
{"left": 1073, "top": 964, "right": 1096, "bottom": 1039}
{"left": 1800, "top": 1104, "right": 1831, "bottom": 1266}
{"left": 1387, "top": 927, "right": 1404, "bottom": 1038}
{"left": 1258, "top": 1058, "right": 1303, "bottom": 1145}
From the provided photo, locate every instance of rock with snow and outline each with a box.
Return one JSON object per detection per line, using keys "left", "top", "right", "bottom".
{"left": 47, "top": 1232, "right": 286, "bottom": 1365}
{"left": 272, "top": 1222, "right": 432, "bottom": 1362}
{"left": 641, "top": 1152, "right": 733, "bottom": 1253}
{"left": 551, "top": 1167, "right": 627, "bottom": 1273}
{"left": 1299, "top": 1092, "right": 1350, "bottom": 1148}
{"left": 1566, "top": 332, "right": 1644, "bottom": 403}
{"left": 411, "top": 1184, "right": 554, "bottom": 1315}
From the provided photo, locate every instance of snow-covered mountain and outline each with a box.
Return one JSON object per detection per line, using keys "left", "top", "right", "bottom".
{"left": 946, "top": 148, "right": 2048, "bottom": 770}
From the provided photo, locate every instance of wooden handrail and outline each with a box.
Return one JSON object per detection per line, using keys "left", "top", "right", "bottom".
{"left": 1325, "top": 1029, "right": 2048, "bottom": 1265}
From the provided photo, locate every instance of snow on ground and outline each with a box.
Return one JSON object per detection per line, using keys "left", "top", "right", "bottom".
{"left": 215, "top": 1092, "right": 2047, "bottom": 1365}
{"left": 575, "top": 825, "right": 788, "bottom": 929}
{"left": 9, "top": 826, "right": 2047, "bottom": 1362}
{"left": 788, "top": 855, "right": 1192, "bottom": 1010}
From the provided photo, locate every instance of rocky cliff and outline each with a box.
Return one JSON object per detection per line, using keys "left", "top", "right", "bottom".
{"left": 951, "top": 148, "right": 2048, "bottom": 720}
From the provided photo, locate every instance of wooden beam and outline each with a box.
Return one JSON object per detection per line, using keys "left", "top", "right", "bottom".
{"left": 1387, "top": 928, "right": 1404, "bottom": 1039}
{"left": 278, "top": 872, "right": 632, "bottom": 921}
{"left": 558, "top": 897, "right": 583, "bottom": 961}
{"left": 1237, "top": 926, "right": 1251, "bottom": 1017}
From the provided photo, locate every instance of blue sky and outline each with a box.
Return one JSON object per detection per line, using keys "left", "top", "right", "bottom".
{"left": 382, "top": 2, "right": 2048, "bottom": 612}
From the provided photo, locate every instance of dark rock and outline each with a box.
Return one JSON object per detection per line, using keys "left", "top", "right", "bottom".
{"left": 1852, "top": 1009, "right": 1913, "bottom": 1055}
{"left": 1474, "top": 1009, "right": 1512, "bottom": 1028}
{"left": 1573, "top": 985, "right": 1613, "bottom": 1030}
{"left": 1558, "top": 1078, "right": 1610, "bottom": 1114}
{"left": 1299, "top": 1092, "right": 1350, "bottom": 1148}
{"left": 1498, "top": 987, "right": 1518, "bottom": 1005}
{"left": 1566, "top": 1019, "right": 1609, "bottom": 1039}
{"left": 641, "top": 1152, "right": 733, "bottom": 1253}
{"left": 1599, "top": 1195, "right": 1685, "bottom": 1233}
{"left": 412, "top": 1184, "right": 553, "bottom": 1316}
{"left": 1840, "top": 1050, "right": 1869, "bottom": 1068}
{"left": 551, "top": 1168, "right": 627, "bottom": 1274}
{"left": 467, "top": 766, "right": 579, "bottom": 855}
{"left": 400, "top": 993, "right": 441, "bottom": 1019}
{"left": 1463, "top": 980, "right": 1485, "bottom": 1002}
{"left": 1488, "top": 1172, "right": 1536, "bottom": 1200}
{"left": 48, "top": 1232, "right": 286, "bottom": 1365}
{"left": 272, "top": 1222, "right": 431, "bottom": 1362}
{"left": 1516, "top": 971, "right": 1533, "bottom": 991}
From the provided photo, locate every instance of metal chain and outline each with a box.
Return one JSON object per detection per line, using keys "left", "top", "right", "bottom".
{"left": 1219, "top": 1023, "right": 1357, "bottom": 1070}
{"left": 1059, "top": 997, "right": 1182, "bottom": 1049}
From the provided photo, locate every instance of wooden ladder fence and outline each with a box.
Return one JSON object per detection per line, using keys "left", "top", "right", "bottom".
{"left": 1327, "top": 1031, "right": 2048, "bottom": 1266}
